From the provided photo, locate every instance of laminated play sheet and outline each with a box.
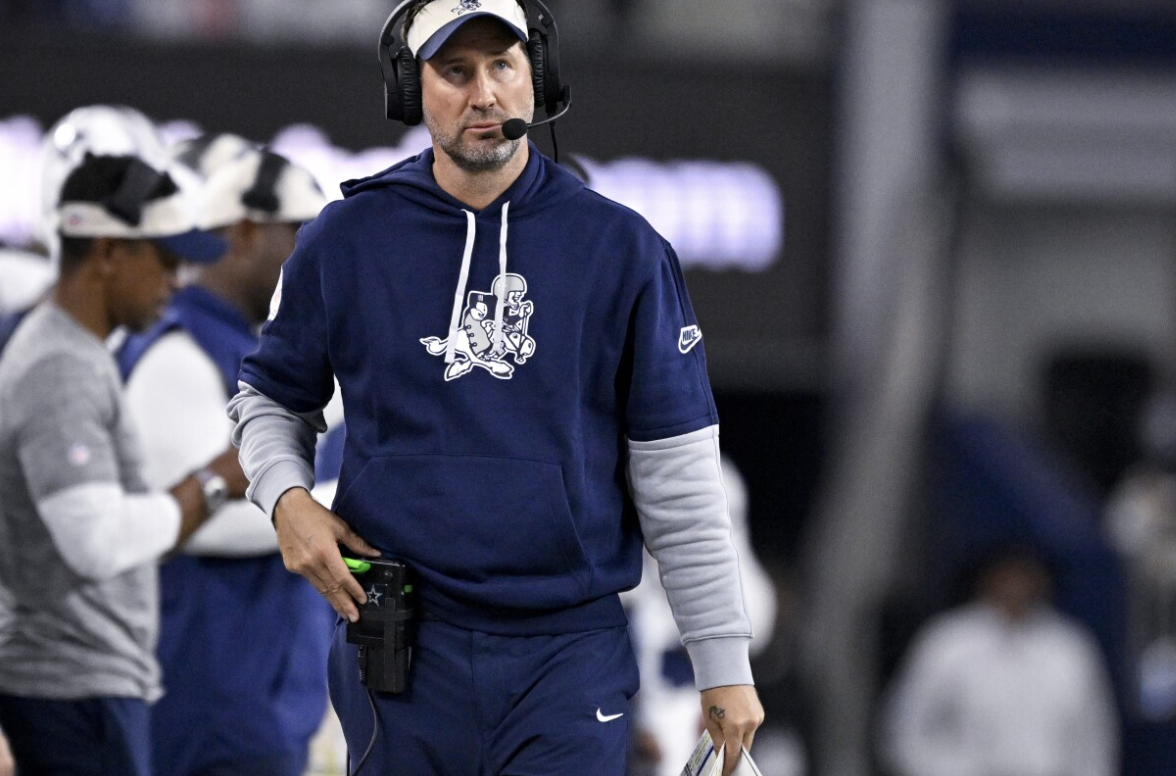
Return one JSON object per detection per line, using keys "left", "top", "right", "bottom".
{"left": 680, "top": 731, "right": 763, "bottom": 776}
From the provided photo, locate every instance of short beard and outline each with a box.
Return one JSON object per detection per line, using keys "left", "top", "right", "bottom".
{"left": 426, "top": 109, "right": 530, "bottom": 173}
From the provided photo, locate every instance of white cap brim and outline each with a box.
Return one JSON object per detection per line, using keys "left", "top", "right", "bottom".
{"left": 58, "top": 192, "right": 226, "bottom": 264}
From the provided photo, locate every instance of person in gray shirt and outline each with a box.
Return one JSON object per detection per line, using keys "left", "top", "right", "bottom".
{"left": 0, "top": 152, "right": 247, "bottom": 776}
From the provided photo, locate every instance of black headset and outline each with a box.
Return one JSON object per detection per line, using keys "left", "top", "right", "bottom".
{"left": 377, "top": 0, "right": 568, "bottom": 127}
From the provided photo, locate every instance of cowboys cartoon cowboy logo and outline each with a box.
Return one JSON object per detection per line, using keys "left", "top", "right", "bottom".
{"left": 421, "top": 273, "right": 537, "bottom": 381}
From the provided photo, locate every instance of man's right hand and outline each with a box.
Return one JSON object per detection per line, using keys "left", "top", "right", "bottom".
{"left": 273, "top": 487, "right": 381, "bottom": 622}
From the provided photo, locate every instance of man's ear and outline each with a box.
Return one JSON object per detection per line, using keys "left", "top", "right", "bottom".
{"left": 91, "top": 237, "right": 119, "bottom": 278}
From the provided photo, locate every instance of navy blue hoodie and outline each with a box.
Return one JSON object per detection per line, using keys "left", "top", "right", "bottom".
{"left": 240, "top": 143, "right": 717, "bottom": 635}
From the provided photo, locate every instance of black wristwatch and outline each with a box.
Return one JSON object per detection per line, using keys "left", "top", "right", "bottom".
{"left": 194, "top": 468, "right": 229, "bottom": 515}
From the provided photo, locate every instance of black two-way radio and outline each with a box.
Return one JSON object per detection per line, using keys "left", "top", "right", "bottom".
{"left": 345, "top": 557, "right": 416, "bottom": 694}
{"left": 342, "top": 556, "right": 417, "bottom": 775}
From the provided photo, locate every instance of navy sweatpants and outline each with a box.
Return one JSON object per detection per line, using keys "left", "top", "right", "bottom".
{"left": 0, "top": 693, "right": 151, "bottom": 776}
{"left": 328, "top": 619, "right": 640, "bottom": 775}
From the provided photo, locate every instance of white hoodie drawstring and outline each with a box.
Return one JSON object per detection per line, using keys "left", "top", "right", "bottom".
{"left": 444, "top": 204, "right": 511, "bottom": 363}
{"left": 445, "top": 210, "right": 478, "bottom": 363}
{"left": 492, "top": 201, "right": 510, "bottom": 350}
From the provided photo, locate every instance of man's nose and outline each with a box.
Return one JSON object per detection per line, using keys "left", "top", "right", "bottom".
{"left": 470, "top": 69, "right": 497, "bottom": 109}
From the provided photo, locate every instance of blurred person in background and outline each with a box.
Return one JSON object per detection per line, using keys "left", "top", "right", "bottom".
{"left": 1105, "top": 387, "right": 1176, "bottom": 721}
{"left": 625, "top": 457, "right": 778, "bottom": 775}
{"left": 741, "top": 563, "right": 809, "bottom": 776}
{"left": 116, "top": 136, "right": 333, "bottom": 776}
{"left": 878, "top": 544, "right": 1118, "bottom": 776}
{"left": 0, "top": 151, "right": 245, "bottom": 775}
{"left": 228, "top": 0, "right": 763, "bottom": 773}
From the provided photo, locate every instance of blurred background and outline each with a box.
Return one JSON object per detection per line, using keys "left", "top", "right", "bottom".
{"left": 4, "top": 0, "right": 1176, "bottom": 774}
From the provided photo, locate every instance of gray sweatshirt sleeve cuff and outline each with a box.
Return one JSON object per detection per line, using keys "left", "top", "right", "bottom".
{"left": 686, "top": 636, "right": 754, "bottom": 691}
{"left": 248, "top": 459, "right": 315, "bottom": 519}
{"left": 228, "top": 382, "right": 323, "bottom": 519}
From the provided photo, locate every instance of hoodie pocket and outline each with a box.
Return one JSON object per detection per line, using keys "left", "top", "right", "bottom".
{"left": 335, "top": 454, "right": 592, "bottom": 607}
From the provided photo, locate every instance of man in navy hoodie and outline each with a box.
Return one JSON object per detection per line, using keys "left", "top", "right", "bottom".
{"left": 228, "top": 1, "right": 764, "bottom": 773}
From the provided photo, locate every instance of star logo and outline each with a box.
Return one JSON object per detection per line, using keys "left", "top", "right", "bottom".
{"left": 366, "top": 584, "right": 384, "bottom": 607}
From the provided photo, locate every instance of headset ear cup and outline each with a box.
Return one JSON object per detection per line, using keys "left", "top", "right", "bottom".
{"left": 527, "top": 30, "right": 548, "bottom": 114}
{"left": 398, "top": 48, "right": 423, "bottom": 126}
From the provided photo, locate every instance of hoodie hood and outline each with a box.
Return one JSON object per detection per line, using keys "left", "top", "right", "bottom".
{"left": 342, "top": 141, "right": 587, "bottom": 363}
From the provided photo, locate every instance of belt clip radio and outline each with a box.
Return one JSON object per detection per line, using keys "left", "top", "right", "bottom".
{"left": 344, "top": 557, "right": 416, "bottom": 694}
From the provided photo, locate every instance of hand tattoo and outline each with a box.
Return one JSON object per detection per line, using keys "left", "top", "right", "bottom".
{"left": 708, "top": 705, "right": 726, "bottom": 723}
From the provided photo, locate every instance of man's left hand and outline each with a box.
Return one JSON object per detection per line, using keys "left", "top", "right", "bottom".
{"left": 700, "top": 684, "right": 764, "bottom": 776}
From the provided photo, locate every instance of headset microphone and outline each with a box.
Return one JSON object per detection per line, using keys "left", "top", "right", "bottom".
{"left": 501, "top": 91, "right": 573, "bottom": 141}
{"left": 501, "top": 119, "right": 530, "bottom": 142}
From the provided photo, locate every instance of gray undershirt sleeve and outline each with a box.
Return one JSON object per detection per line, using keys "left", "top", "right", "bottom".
{"left": 227, "top": 383, "right": 325, "bottom": 518}
{"left": 627, "top": 424, "right": 754, "bottom": 690}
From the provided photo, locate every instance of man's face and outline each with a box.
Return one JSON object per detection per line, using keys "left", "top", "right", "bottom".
{"left": 420, "top": 16, "right": 535, "bottom": 173}
{"left": 246, "top": 222, "right": 299, "bottom": 323}
{"left": 107, "top": 239, "right": 180, "bottom": 332}
{"left": 978, "top": 557, "right": 1051, "bottom": 621}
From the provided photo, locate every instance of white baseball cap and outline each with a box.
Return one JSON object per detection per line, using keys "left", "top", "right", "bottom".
{"left": 171, "top": 132, "right": 257, "bottom": 180}
{"left": 57, "top": 154, "right": 226, "bottom": 265}
{"left": 199, "top": 148, "right": 327, "bottom": 230}
{"left": 406, "top": 0, "right": 529, "bottom": 61}
{"left": 39, "top": 105, "right": 171, "bottom": 261}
